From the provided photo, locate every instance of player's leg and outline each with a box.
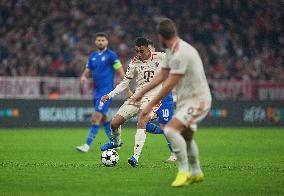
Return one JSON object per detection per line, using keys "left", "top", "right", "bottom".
{"left": 145, "top": 122, "right": 176, "bottom": 161}
{"left": 128, "top": 110, "right": 150, "bottom": 167}
{"left": 76, "top": 98, "right": 103, "bottom": 153}
{"left": 146, "top": 122, "right": 177, "bottom": 162}
{"left": 102, "top": 114, "right": 112, "bottom": 142}
{"left": 168, "top": 99, "right": 210, "bottom": 187}
{"left": 99, "top": 99, "right": 113, "bottom": 142}
{"left": 163, "top": 118, "right": 190, "bottom": 187}
{"left": 184, "top": 100, "right": 210, "bottom": 184}
{"left": 146, "top": 101, "right": 176, "bottom": 162}
{"left": 84, "top": 98, "right": 109, "bottom": 145}
{"left": 128, "top": 98, "right": 157, "bottom": 167}
{"left": 100, "top": 114, "right": 125, "bottom": 151}
{"left": 86, "top": 112, "right": 103, "bottom": 145}
{"left": 111, "top": 101, "right": 139, "bottom": 146}
{"left": 160, "top": 124, "right": 177, "bottom": 162}
{"left": 76, "top": 112, "right": 103, "bottom": 152}
{"left": 110, "top": 114, "right": 125, "bottom": 145}
{"left": 145, "top": 122, "right": 163, "bottom": 134}
{"left": 183, "top": 125, "right": 202, "bottom": 175}
{"left": 156, "top": 101, "right": 176, "bottom": 162}
{"left": 180, "top": 127, "right": 204, "bottom": 184}
{"left": 101, "top": 100, "right": 139, "bottom": 151}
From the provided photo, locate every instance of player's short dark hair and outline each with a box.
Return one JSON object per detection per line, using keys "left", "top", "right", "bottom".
{"left": 156, "top": 18, "right": 177, "bottom": 39}
{"left": 147, "top": 39, "right": 154, "bottom": 47}
{"left": 135, "top": 37, "right": 148, "bottom": 47}
{"left": 95, "top": 32, "right": 108, "bottom": 39}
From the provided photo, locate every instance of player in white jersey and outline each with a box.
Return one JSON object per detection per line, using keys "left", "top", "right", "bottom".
{"left": 131, "top": 18, "right": 212, "bottom": 187}
{"left": 100, "top": 37, "right": 164, "bottom": 166}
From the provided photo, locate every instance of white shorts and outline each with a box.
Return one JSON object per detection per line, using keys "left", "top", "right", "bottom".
{"left": 175, "top": 98, "right": 211, "bottom": 129}
{"left": 116, "top": 97, "right": 159, "bottom": 121}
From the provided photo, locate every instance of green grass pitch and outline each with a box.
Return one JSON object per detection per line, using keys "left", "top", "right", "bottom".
{"left": 0, "top": 127, "right": 284, "bottom": 196}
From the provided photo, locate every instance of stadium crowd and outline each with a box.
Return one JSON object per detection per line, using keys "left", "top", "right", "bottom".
{"left": 0, "top": 0, "right": 283, "bottom": 81}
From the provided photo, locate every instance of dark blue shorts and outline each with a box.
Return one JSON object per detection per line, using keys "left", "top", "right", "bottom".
{"left": 156, "top": 101, "right": 174, "bottom": 125}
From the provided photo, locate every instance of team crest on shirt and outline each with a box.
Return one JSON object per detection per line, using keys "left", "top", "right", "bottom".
{"left": 101, "top": 56, "right": 106, "bottom": 61}
{"left": 155, "top": 62, "right": 159, "bottom": 67}
{"left": 91, "top": 57, "right": 96, "bottom": 61}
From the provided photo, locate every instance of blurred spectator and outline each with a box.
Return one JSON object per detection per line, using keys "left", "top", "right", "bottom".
{"left": 0, "top": 0, "right": 283, "bottom": 81}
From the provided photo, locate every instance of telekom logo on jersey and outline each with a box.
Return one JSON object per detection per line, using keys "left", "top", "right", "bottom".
{"left": 143, "top": 71, "right": 155, "bottom": 82}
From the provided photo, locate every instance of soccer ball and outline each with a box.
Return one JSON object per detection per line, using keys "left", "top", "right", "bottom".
{"left": 101, "top": 149, "right": 119, "bottom": 167}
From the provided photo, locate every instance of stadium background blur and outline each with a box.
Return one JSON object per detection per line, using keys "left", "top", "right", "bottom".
{"left": 0, "top": 0, "right": 283, "bottom": 81}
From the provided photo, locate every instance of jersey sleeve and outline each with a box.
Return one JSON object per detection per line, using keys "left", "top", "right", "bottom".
{"left": 169, "top": 53, "right": 188, "bottom": 75}
{"left": 110, "top": 52, "right": 122, "bottom": 70}
{"left": 85, "top": 55, "right": 93, "bottom": 70}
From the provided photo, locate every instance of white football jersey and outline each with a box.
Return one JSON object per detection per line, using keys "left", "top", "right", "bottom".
{"left": 162, "top": 39, "right": 211, "bottom": 102}
{"left": 126, "top": 52, "right": 164, "bottom": 97}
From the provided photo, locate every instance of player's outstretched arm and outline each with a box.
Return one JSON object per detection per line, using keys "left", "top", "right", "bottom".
{"left": 132, "top": 68, "right": 169, "bottom": 102}
{"left": 116, "top": 67, "right": 133, "bottom": 98}
{"left": 100, "top": 77, "right": 131, "bottom": 103}
{"left": 101, "top": 77, "right": 131, "bottom": 103}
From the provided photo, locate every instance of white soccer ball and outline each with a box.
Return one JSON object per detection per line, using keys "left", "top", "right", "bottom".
{"left": 101, "top": 149, "right": 119, "bottom": 167}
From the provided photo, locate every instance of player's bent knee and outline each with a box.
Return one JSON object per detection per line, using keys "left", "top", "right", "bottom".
{"left": 110, "top": 121, "right": 118, "bottom": 130}
{"left": 111, "top": 114, "right": 126, "bottom": 131}
{"left": 92, "top": 118, "right": 100, "bottom": 124}
{"left": 91, "top": 112, "right": 103, "bottom": 124}
{"left": 163, "top": 126, "right": 178, "bottom": 137}
{"left": 137, "top": 119, "right": 147, "bottom": 129}
{"left": 110, "top": 118, "right": 121, "bottom": 130}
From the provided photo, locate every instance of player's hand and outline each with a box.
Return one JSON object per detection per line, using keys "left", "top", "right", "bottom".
{"left": 128, "top": 94, "right": 141, "bottom": 107}
{"left": 80, "top": 76, "right": 88, "bottom": 84}
{"left": 101, "top": 95, "right": 110, "bottom": 103}
{"left": 131, "top": 92, "right": 143, "bottom": 102}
